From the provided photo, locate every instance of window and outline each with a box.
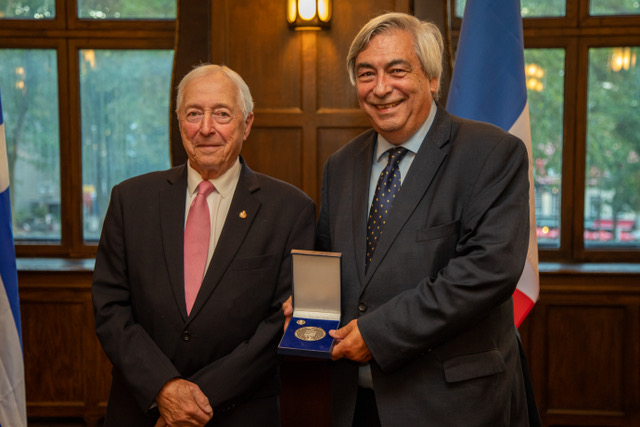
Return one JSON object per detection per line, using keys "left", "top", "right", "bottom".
{"left": 524, "top": 48, "right": 565, "bottom": 249}
{"left": 455, "top": 0, "right": 566, "bottom": 18}
{"left": 0, "top": 49, "right": 60, "bottom": 241}
{"left": 80, "top": 49, "right": 172, "bottom": 241}
{"left": 584, "top": 46, "right": 639, "bottom": 249}
{"left": 451, "top": 0, "right": 640, "bottom": 262}
{"left": 1, "top": 0, "right": 175, "bottom": 257}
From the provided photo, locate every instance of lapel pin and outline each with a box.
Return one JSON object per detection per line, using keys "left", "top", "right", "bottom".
{"left": 239, "top": 210, "right": 247, "bottom": 219}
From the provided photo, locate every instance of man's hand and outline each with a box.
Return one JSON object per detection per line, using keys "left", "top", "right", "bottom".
{"left": 329, "top": 319, "right": 372, "bottom": 363}
{"left": 282, "top": 295, "right": 293, "bottom": 331}
{"left": 154, "top": 378, "right": 213, "bottom": 427}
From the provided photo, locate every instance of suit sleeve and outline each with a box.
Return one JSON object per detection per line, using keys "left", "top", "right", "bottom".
{"left": 358, "top": 134, "right": 530, "bottom": 373}
{"left": 190, "top": 198, "right": 316, "bottom": 410}
{"left": 92, "top": 184, "right": 181, "bottom": 413}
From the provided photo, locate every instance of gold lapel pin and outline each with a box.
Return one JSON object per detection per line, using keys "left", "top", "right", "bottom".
{"left": 239, "top": 210, "right": 247, "bottom": 219}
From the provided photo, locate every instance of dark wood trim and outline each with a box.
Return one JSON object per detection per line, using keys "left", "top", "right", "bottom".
{"left": 169, "top": 0, "right": 213, "bottom": 167}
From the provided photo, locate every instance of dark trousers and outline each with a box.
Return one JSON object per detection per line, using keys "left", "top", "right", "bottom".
{"left": 353, "top": 387, "right": 381, "bottom": 427}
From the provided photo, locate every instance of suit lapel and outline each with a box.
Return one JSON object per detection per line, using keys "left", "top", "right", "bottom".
{"left": 363, "top": 108, "right": 452, "bottom": 287}
{"left": 351, "top": 133, "right": 376, "bottom": 288}
{"left": 187, "top": 159, "right": 261, "bottom": 320}
{"left": 159, "top": 165, "right": 190, "bottom": 321}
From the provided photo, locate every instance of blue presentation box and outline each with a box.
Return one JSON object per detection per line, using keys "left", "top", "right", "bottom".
{"left": 278, "top": 249, "right": 341, "bottom": 359}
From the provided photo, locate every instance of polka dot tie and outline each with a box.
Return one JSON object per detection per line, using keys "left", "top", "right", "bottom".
{"left": 366, "top": 147, "right": 408, "bottom": 272}
{"left": 184, "top": 180, "right": 215, "bottom": 315}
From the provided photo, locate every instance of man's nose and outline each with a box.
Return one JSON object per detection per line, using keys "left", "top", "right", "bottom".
{"left": 199, "top": 113, "right": 217, "bottom": 134}
{"left": 373, "top": 74, "right": 392, "bottom": 97}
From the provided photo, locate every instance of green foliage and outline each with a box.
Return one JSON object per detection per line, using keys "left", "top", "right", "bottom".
{"left": 0, "top": 0, "right": 177, "bottom": 19}
{"left": 79, "top": 49, "right": 173, "bottom": 239}
{"left": 0, "top": 0, "right": 54, "bottom": 19}
{"left": 586, "top": 47, "right": 640, "bottom": 222}
{"left": 590, "top": 0, "right": 640, "bottom": 15}
{"left": 77, "top": 0, "right": 175, "bottom": 19}
{"left": 525, "top": 48, "right": 565, "bottom": 185}
{"left": 0, "top": 49, "right": 60, "bottom": 238}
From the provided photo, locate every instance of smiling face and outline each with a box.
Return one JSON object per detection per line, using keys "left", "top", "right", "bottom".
{"left": 177, "top": 70, "right": 254, "bottom": 180}
{"left": 355, "top": 29, "right": 439, "bottom": 145}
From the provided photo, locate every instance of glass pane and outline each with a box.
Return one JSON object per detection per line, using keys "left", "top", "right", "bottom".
{"left": 0, "top": 49, "right": 60, "bottom": 241}
{"left": 525, "top": 49, "right": 565, "bottom": 249}
{"left": 80, "top": 49, "right": 172, "bottom": 241}
{"left": 0, "top": 0, "right": 55, "bottom": 19}
{"left": 590, "top": 0, "right": 640, "bottom": 16}
{"left": 455, "top": 0, "right": 566, "bottom": 18}
{"left": 77, "top": 0, "right": 176, "bottom": 19}
{"left": 585, "top": 47, "right": 640, "bottom": 248}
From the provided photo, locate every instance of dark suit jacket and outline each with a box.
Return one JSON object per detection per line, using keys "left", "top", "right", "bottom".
{"left": 317, "top": 106, "right": 531, "bottom": 426}
{"left": 92, "top": 157, "right": 315, "bottom": 426}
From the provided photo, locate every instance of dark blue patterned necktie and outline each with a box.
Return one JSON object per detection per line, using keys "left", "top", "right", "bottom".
{"left": 366, "top": 147, "right": 408, "bottom": 272}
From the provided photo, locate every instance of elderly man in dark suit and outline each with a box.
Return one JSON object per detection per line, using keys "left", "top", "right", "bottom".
{"left": 92, "top": 64, "right": 315, "bottom": 427}
{"left": 287, "top": 12, "right": 535, "bottom": 427}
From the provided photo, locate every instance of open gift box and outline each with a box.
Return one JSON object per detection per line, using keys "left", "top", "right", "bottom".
{"left": 278, "top": 249, "right": 341, "bottom": 358}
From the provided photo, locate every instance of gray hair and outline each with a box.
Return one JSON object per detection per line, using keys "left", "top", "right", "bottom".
{"left": 346, "top": 12, "right": 444, "bottom": 99}
{"left": 176, "top": 64, "right": 255, "bottom": 120}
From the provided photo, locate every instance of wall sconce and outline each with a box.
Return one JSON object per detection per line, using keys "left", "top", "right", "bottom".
{"left": 287, "top": 0, "right": 331, "bottom": 30}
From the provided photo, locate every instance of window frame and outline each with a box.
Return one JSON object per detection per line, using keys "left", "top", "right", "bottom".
{"left": 574, "top": 34, "right": 640, "bottom": 263}
{"left": 448, "top": 0, "right": 640, "bottom": 263}
{"left": 2, "top": 0, "right": 175, "bottom": 258}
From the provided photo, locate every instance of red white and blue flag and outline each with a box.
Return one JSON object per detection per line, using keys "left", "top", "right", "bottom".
{"left": 446, "top": 0, "right": 539, "bottom": 327}
{"left": 0, "top": 89, "right": 27, "bottom": 427}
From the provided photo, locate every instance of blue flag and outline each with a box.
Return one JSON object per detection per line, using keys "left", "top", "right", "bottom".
{"left": 446, "top": 0, "right": 539, "bottom": 327}
{"left": 0, "top": 89, "right": 27, "bottom": 426}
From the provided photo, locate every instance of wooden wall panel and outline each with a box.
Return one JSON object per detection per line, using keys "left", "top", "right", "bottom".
{"left": 522, "top": 269, "right": 640, "bottom": 427}
{"left": 242, "top": 128, "right": 303, "bottom": 187}
{"left": 546, "top": 305, "right": 625, "bottom": 413}
{"left": 317, "top": 127, "right": 370, "bottom": 197}
{"left": 17, "top": 264, "right": 640, "bottom": 426}
{"left": 23, "top": 297, "right": 86, "bottom": 405}
{"left": 19, "top": 264, "right": 107, "bottom": 427}
{"left": 280, "top": 358, "right": 331, "bottom": 427}
{"left": 224, "top": 0, "right": 302, "bottom": 110}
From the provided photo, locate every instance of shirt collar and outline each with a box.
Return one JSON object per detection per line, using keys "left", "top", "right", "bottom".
{"left": 186, "top": 158, "right": 241, "bottom": 199}
{"left": 374, "top": 101, "right": 438, "bottom": 161}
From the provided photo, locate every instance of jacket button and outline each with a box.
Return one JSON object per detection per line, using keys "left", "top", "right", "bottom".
{"left": 182, "top": 331, "right": 192, "bottom": 341}
{"left": 358, "top": 302, "right": 367, "bottom": 313}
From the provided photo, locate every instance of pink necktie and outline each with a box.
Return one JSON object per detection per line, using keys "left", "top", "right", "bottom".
{"left": 184, "top": 180, "right": 215, "bottom": 315}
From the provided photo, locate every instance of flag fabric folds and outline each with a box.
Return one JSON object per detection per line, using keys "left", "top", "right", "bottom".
{"left": 0, "top": 90, "right": 27, "bottom": 427}
{"left": 446, "top": 0, "right": 539, "bottom": 327}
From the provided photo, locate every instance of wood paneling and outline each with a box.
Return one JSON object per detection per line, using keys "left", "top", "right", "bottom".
{"left": 546, "top": 305, "right": 625, "bottom": 412}
{"left": 242, "top": 128, "right": 304, "bottom": 187}
{"left": 316, "top": 127, "right": 370, "bottom": 197}
{"left": 520, "top": 267, "right": 640, "bottom": 427}
{"left": 225, "top": 0, "right": 302, "bottom": 110}
{"left": 19, "top": 263, "right": 108, "bottom": 427}
{"left": 170, "top": 0, "right": 212, "bottom": 166}
{"left": 18, "top": 262, "right": 640, "bottom": 427}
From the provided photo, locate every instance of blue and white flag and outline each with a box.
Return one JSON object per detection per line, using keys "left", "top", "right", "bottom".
{"left": 447, "top": 0, "right": 539, "bottom": 327}
{"left": 0, "top": 89, "right": 27, "bottom": 427}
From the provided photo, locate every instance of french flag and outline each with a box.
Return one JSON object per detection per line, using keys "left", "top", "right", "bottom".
{"left": 0, "top": 89, "right": 27, "bottom": 426}
{"left": 446, "top": 0, "right": 539, "bottom": 327}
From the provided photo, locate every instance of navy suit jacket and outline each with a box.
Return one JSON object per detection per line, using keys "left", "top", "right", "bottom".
{"left": 92, "top": 157, "right": 315, "bottom": 426}
{"left": 317, "top": 106, "right": 532, "bottom": 426}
